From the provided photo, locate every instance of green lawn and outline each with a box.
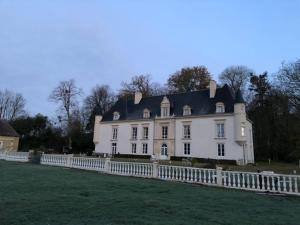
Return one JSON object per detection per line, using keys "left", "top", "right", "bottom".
{"left": 0, "top": 161, "right": 300, "bottom": 225}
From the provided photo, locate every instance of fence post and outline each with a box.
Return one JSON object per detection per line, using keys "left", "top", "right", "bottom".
{"left": 216, "top": 167, "right": 223, "bottom": 186}
{"left": 67, "top": 155, "right": 73, "bottom": 168}
{"left": 152, "top": 162, "right": 159, "bottom": 178}
{"left": 104, "top": 158, "right": 111, "bottom": 173}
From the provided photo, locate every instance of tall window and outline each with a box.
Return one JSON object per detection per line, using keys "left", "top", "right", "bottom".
{"left": 216, "top": 103, "right": 225, "bottom": 113}
{"left": 161, "top": 143, "right": 168, "bottom": 156}
{"left": 143, "top": 127, "right": 149, "bottom": 139}
{"left": 112, "top": 143, "right": 117, "bottom": 154}
{"left": 143, "top": 109, "right": 150, "bottom": 118}
{"left": 216, "top": 123, "right": 225, "bottom": 138}
{"left": 131, "top": 143, "right": 137, "bottom": 154}
{"left": 142, "top": 143, "right": 148, "bottom": 154}
{"left": 132, "top": 127, "right": 137, "bottom": 140}
{"left": 112, "top": 127, "right": 118, "bottom": 140}
{"left": 217, "top": 143, "right": 225, "bottom": 156}
{"left": 241, "top": 126, "right": 245, "bottom": 137}
{"left": 183, "top": 125, "right": 191, "bottom": 139}
{"left": 184, "top": 143, "right": 190, "bottom": 155}
{"left": 162, "top": 126, "right": 168, "bottom": 139}
{"left": 162, "top": 107, "right": 169, "bottom": 117}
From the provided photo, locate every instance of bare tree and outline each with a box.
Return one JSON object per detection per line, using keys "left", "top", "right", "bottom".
{"left": 0, "top": 90, "right": 26, "bottom": 120}
{"left": 219, "top": 65, "right": 253, "bottom": 95}
{"left": 49, "top": 80, "right": 82, "bottom": 150}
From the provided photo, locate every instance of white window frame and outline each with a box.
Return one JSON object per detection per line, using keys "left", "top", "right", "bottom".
{"left": 143, "top": 127, "right": 149, "bottom": 139}
{"left": 216, "top": 123, "right": 225, "bottom": 138}
{"left": 162, "top": 107, "right": 169, "bottom": 117}
{"left": 161, "top": 143, "right": 168, "bottom": 156}
{"left": 217, "top": 143, "right": 225, "bottom": 156}
{"left": 112, "top": 127, "right": 118, "bottom": 140}
{"left": 113, "top": 111, "right": 120, "bottom": 120}
{"left": 184, "top": 143, "right": 190, "bottom": 155}
{"left": 183, "top": 105, "right": 191, "bottom": 116}
{"left": 112, "top": 143, "right": 117, "bottom": 154}
{"left": 143, "top": 109, "right": 150, "bottom": 119}
{"left": 162, "top": 126, "right": 168, "bottom": 139}
{"left": 142, "top": 143, "right": 148, "bottom": 154}
{"left": 216, "top": 102, "right": 225, "bottom": 113}
{"left": 183, "top": 125, "right": 191, "bottom": 139}
{"left": 131, "top": 143, "right": 137, "bottom": 154}
{"left": 132, "top": 127, "right": 138, "bottom": 140}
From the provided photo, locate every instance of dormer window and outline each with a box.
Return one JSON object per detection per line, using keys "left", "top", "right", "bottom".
{"left": 113, "top": 111, "right": 120, "bottom": 120}
{"left": 143, "top": 109, "right": 150, "bottom": 119}
{"left": 183, "top": 105, "right": 191, "bottom": 116}
{"left": 161, "top": 96, "right": 170, "bottom": 118}
{"left": 216, "top": 102, "right": 225, "bottom": 113}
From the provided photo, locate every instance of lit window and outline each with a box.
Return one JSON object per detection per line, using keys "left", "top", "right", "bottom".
{"left": 184, "top": 143, "right": 190, "bottom": 155}
{"left": 162, "top": 126, "right": 168, "bottom": 139}
{"left": 131, "top": 143, "right": 137, "bottom": 154}
{"left": 216, "top": 103, "right": 225, "bottom": 113}
{"left": 112, "top": 127, "right": 118, "bottom": 140}
{"left": 143, "top": 127, "right": 149, "bottom": 139}
{"left": 216, "top": 123, "right": 225, "bottom": 138}
{"left": 217, "top": 143, "right": 225, "bottom": 156}
{"left": 241, "top": 127, "right": 245, "bottom": 137}
{"left": 183, "top": 105, "right": 191, "bottom": 116}
{"left": 132, "top": 127, "right": 138, "bottom": 140}
{"left": 142, "top": 143, "right": 148, "bottom": 154}
{"left": 113, "top": 111, "right": 120, "bottom": 120}
{"left": 143, "top": 109, "right": 150, "bottom": 118}
{"left": 183, "top": 125, "right": 191, "bottom": 139}
{"left": 112, "top": 143, "right": 117, "bottom": 154}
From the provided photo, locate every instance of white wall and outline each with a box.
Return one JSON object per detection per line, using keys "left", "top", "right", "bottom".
{"left": 175, "top": 116, "right": 244, "bottom": 161}
{"left": 95, "top": 121, "right": 154, "bottom": 155}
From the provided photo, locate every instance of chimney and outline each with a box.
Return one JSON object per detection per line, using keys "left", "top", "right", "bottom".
{"left": 134, "top": 91, "right": 142, "bottom": 104}
{"left": 209, "top": 80, "right": 217, "bottom": 98}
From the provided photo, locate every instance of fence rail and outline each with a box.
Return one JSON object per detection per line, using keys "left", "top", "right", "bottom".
{"left": 0, "top": 150, "right": 29, "bottom": 162}
{"left": 2, "top": 152, "right": 300, "bottom": 196}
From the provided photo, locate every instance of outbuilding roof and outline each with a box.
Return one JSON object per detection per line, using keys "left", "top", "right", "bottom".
{"left": 0, "top": 119, "right": 19, "bottom": 137}
{"left": 102, "top": 84, "right": 237, "bottom": 122}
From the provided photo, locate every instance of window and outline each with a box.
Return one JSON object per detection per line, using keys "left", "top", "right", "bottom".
{"left": 218, "top": 143, "right": 225, "bottom": 156}
{"left": 143, "top": 127, "right": 149, "bottom": 139}
{"left": 112, "top": 143, "right": 117, "bottom": 154}
{"left": 162, "top": 107, "right": 169, "bottom": 117}
{"left": 183, "top": 125, "right": 191, "bottom": 139}
{"left": 112, "top": 127, "right": 118, "bottom": 140}
{"left": 216, "top": 123, "right": 225, "bottom": 138}
{"left": 113, "top": 111, "right": 120, "bottom": 120}
{"left": 132, "top": 127, "right": 138, "bottom": 140}
{"left": 161, "top": 143, "right": 168, "bottom": 156}
{"left": 142, "top": 143, "right": 148, "bottom": 154}
{"left": 241, "top": 126, "right": 245, "bottom": 137}
{"left": 143, "top": 109, "right": 150, "bottom": 118}
{"left": 183, "top": 105, "right": 191, "bottom": 116}
{"left": 216, "top": 103, "right": 225, "bottom": 113}
{"left": 162, "top": 126, "right": 168, "bottom": 139}
{"left": 131, "top": 143, "right": 137, "bottom": 154}
{"left": 184, "top": 143, "right": 190, "bottom": 155}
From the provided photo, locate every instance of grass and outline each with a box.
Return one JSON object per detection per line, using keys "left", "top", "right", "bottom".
{"left": 0, "top": 161, "right": 300, "bottom": 225}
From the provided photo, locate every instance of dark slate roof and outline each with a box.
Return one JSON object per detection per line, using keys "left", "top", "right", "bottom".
{"left": 234, "top": 89, "right": 245, "bottom": 103}
{"left": 102, "top": 84, "right": 235, "bottom": 122}
{"left": 0, "top": 119, "right": 19, "bottom": 137}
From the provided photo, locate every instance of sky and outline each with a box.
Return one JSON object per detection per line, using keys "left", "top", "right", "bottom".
{"left": 0, "top": 0, "right": 300, "bottom": 117}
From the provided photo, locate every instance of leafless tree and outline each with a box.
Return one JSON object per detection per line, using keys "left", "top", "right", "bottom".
{"left": 0, "top": 90, "right": 26, "bottom": 120}
{"left": 49, "top": 80, "right": 82, "bottom": 150}
{"left": 219, "top": 65, "right": 253, "bottom": 95}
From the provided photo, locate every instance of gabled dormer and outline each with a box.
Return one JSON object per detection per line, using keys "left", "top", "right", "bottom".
{"left": 183, "top": 105, "right": 191, "bottom": 116}
{"left": 113, "top": 111, "right": 120, "bottom": 120}
{"left": 161, "top": 96, "right": 170, "bottom": 118}
{"left": 143, "top": 108, "right": 150, "bottom": 119}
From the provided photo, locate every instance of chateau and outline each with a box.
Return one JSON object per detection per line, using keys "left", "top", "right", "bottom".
{"left": 93, "top": 81, "right": 254, "bottom": 165}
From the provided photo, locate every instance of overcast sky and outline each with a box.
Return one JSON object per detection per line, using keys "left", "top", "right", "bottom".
{"left": 1, "top": 0, "right": 300, "bottom": 117}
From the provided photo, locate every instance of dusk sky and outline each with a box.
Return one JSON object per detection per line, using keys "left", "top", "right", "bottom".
{"left": 1, "top": 0, "right": 300, "bottom": 117}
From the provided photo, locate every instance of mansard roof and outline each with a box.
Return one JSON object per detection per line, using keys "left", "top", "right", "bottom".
{"left": 0, "top": 119, "right": 19, "bottom": 137}
{"left": 102, "top": 84, "right": 235, "bottom": 122}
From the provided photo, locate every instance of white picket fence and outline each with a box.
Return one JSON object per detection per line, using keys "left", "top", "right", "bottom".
{"left": 39, "top": 154, "right": 300, "bottom": 196}
{"left": 0, "top": 150, "right": 29, "bottom": 162}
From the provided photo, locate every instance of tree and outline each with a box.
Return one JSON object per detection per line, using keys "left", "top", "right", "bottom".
{"left": 49, "top": 80, "right": 82, "bottom": 151}
{"left": 249, "top": 72, "right": 270, "bottom": 106}
{"left": 277, "top": 60, "right": 300, "bottom": 113}
{"left": 167, "top": 66, "right": 211, "bottom": 93}
{"left": 219, "top": 65, "right": 253, "bottom": 95}
{"left": 119, "top": 74, "right": 166, "bottom": 97}
{"left": 0, "top": 89, "right": 26, "bottom": 120}
{"left": 83, "top": 85, "right": 116, "bottom": 131}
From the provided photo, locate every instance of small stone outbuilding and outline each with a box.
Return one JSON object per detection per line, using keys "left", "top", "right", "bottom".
{"left": 0, "top": 119, "right": 19, "bottom": 151}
